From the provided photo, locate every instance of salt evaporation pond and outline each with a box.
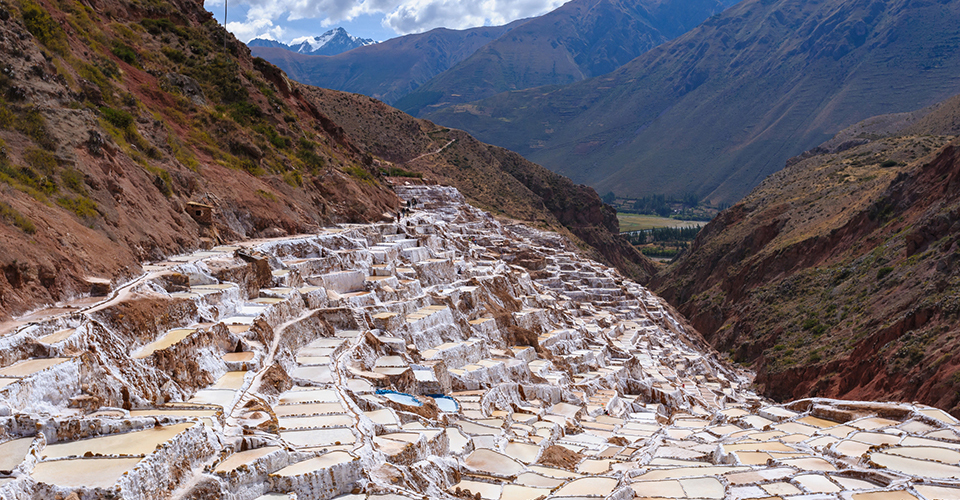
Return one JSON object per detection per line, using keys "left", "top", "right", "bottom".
{"left": 42, "top": 422, "right": 194, "bottom": 458}
{"left": 273, "top": 450, "right": 355, "bottom": 476}
{"left": 31, "top": 457, "right": 143, "bottom": 488}
{"left": 0, "top": 357, "right": 71, "bottom": 377}
{"left": 0, "top": 437, "right": 33, "bottom": 470}
{"left": 215, "top": 446, "right": 281, "bottom": 473}
{"left": 433, "top": 395, "right": 458, "bottom": 412}
{"left": 380, "top": 391, "right": 421, "bottom": 406}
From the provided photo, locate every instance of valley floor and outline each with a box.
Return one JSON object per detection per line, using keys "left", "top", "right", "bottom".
{"left": 0, "top": 186, "right": 959, "bottom": 499}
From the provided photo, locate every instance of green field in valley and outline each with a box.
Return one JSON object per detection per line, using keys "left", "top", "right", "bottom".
{"left": 617, "top": 214, "right": 704, "bottom": 232}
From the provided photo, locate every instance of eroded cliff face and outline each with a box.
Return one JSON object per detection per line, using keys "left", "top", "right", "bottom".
{"left": 656, "top": 130, "right": 960, "bottom": 413}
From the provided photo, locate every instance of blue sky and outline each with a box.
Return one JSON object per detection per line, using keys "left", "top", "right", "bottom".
{"left": 203, "top": 0, "right": 565, "bottom": 43}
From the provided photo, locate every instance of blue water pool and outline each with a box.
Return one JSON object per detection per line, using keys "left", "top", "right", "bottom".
{"left": 377, "top": 390, "right": 422, "bottom": 406}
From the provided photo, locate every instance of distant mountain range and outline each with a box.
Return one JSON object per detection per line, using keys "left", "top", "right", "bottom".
{"left": 424, "top": 0, "right": 960, "bottom": 203}
{"left": 249, "top": 0, "right": 960, "bottom": 206}
{"left": 248, "top": 0, "right": 728, "bottom": 107}
{"left": 248, "top": 27, "right": 375, "bottom": 56}
{"left": 249, "top": 22, "right": 526, "bottom": 105}
{"left": 396, "top": 0, "right": 730, "bottom": 114}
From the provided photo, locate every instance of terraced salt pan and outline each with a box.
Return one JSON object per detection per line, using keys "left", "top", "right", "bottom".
{"left": 279, "top": 414, "right": 354, "bottom": 429}
{"left": 500, "top": 484, "right": 552, "bottom": 500}
{"left": 0, "top": 437, "right": 34, "bottom": 470}
{"left": 31, "top": 457, "right": 143, "bottom": 488}
{"left": 273, "top": 450, "right": 356, "bottom": 477}
{"left": 553, "top": 476, "right": 619, "bottom": 496}
{"left": 11, "top": 185, "right": 960, "bottom": 500}
{"left": 914, "top": 484, "right": 960, "bottom": 499}
{"left": 211, "top": 371, "right": 248, "bottom": 390}
{"left": 38, "top": 328, "right": 75, "bottom": 344}
{"left": 215, "top": 446, "right": 281, "bottom": 473}
{"left": 222, "top": 351, "right": 255, "bottom": 362}
{"left": 129, "top": 408, "right": 219, "bottom": 419}
{"left": 277, "top": 402, "right": 347, "bottom": 417}
{"left": 794, "top": 474, "right": 841, "bottom": 493}
{"left": 279, "top": 388, "right": 340, "bottom": 404}
{"left": 869, "top": 451, "right": 960, "bottom": 478}
{"left": 42, "top": 422, "right": 195, "bottom": 458}
{"left": 281, "top": 427, "right": 356, "bottom": 447}
{"left": 132, "top": 328, "right": 197, "bottom": 358}
{"left": 450, "top": 479, "right": 502, "bottom": 500}
{"left": 188, "top": 389, "right": 237, "bottom": 408}
{"left": 0, "top": 357, "right": 71, "bottom": 377}
{"left": 465, "top": 449, "right": 525, "bottom": 476}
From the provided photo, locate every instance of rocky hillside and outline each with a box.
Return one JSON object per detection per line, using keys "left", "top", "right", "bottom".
{"left": 396, "top": 0, "right": 727, "bottom": 115}
{"left": 302, "top": 86, "right": 656, "bottom": 282}
{"left": 654, "top": 95, "right": 960, "bottom": 413}
{"left": 425, "top": 0, "right": 960, "bottom": 203}
{"left": 0, "top": 0, "right": 644, "bottom": 321}
{"left": 249, "top": 22, "right": 526, "bottom": 105}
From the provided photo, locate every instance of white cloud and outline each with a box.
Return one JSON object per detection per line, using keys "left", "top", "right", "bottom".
{"left": 225, "top": 18, "right": 287, "bottom": 42}
{"left": 217, "top": 0, "right": 563, "bottom": 42}
{"left": 384, "top": 0, "right": 564, "bottom": 33}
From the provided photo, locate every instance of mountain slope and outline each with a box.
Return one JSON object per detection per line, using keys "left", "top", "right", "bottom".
{"left": 425, "top": 0, "right": 960, "bottom": 204}
{"left": 397, "top": 0, "right": 726, "bottom": 116}
{"left": 302, "top": 87, "right": 657, "bottom": 282}
{"left": 653, "top": 96, "right": 960, "bottom": 411}
{"left": 249, "top": 27, "right": 375, "bottom": 56}
{"left": 249, "top": 22, "right": 525, "bottom": 105}
{"left": 0, "top": 0, "right": 645, "bottom": 321}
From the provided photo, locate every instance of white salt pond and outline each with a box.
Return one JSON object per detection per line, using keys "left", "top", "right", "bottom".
{"left": 0, "top": 437, "right": 33, "bottom": 470}
{"left": 215, "top": 446, "right": 281, "bottom": 473}
{"left": 279, "top": 414, "right": 354, "bottom": 429}
{"left": 554, "top": 477, "right": 619, "bottom": 496}
{"left": 450, "top": 479, "right": 502, "bottom": 500}
{"left": 211, "top": 371, "right": 248, "bottom": 390}
{"left": 465, "top": 449, "right": 525, "bottom": 476}
{"left": 42, "top": 423, "right": 195, "bottom": 458}
{"left": 276, "top": 402, "right": 346, "bottom": 417}
{"left": 0, "top": 357, "right": 71, "bottom": 377}
{"left": 133, "top": 328, "right": 197, "bottom": 358}
{"left": 870, "top": 451, "right": 960, "bottom": 478}
{"left": 38, "top": 328, "right": 75, "bottom": 344}
{"left": 188, "top": 389, "right": 237, "bottom": 409}
{"left": 281, "top": 427, "right": 356, "bottom": 447}
{"left": 272, "top": 450, "right": 355, "bottom": 476}
{"left": 381, "top": 392, "right": 421, "bottom": 406}
{"left": 31, "top": 457, "right": 143, "bottom": 488}
{"left": 434, "top": 396, "right": 458, "bottom": 412}
{"left": 279, "top": 388, "right": 339, "bottom": 404}
{"left": 222, "top": 352, "right": 255, "bottom": 362}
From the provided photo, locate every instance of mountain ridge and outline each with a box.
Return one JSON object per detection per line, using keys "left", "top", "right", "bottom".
{"left": 248, "top": 27, "right": 376, "bottom": 56}
{"left": 248, "top": 21, "right": 527, "bottom": 105}
{"left": 396, "top": 0, "right": 728, "bottom": 115}
{"left": 653, "top": 94, "right": 960, "bottom": 411}
{"left": 423, "top": 0, "right": 960, "bottom": 204}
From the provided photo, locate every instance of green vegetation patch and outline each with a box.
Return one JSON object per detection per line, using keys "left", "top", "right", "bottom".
{"left": 100, "top": 106, "right": 134, "bottom": 129}
{"left": 255, "top": 188, "right": 277, "bottom": 201}
{"left": 21, "top": 0, "right": 69, "bottom": 54}
{"left": 380, "top": 166, "right": 423, "bottom": 178}
{"left": 0, "top": 200, "right": 37, "bottom": 234}
{"left": 344, "top": 165, "right": 373, "bottom": 183}
{"left": 111, "top": 41, "right": 139, "bottom": 65}
{"left": 56, "top": 195, "right": 98, "bottom": 219}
